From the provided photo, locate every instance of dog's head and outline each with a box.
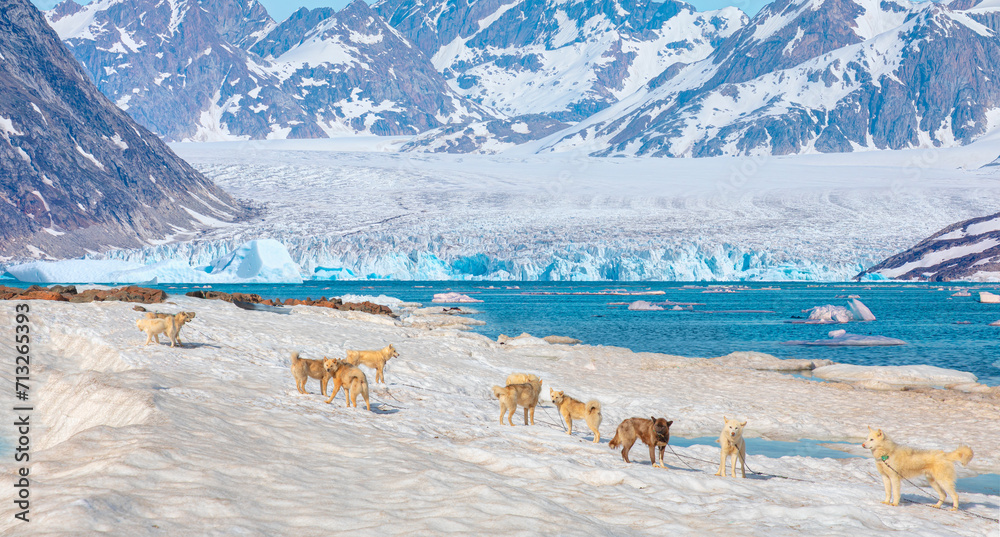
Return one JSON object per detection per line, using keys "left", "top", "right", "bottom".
{"left": 182, "top": 311, "right": 196, "bottom": 320}
{"left": 324, "top": 358, "right": 346, "bottom": 374}
{"left": 722, "top": 416, "right": 746, "bottom": 439}
{"left": 862, "top": 426, "right": 885, "bottom": 450}
{"left": 652, "top": 417, "right": 673, "bottom": 440}
{"left": 549, "top": 388, "right": 564, "bottom": 403}
{"left": 388, "top": 344, "right": 399, "bottom": 358}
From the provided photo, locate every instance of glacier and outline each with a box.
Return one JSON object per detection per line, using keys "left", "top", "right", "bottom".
{"left": 5, "top": 239, "right": 303, "bottom": 284}
{"left": 5, "top": 137, "right": 1000, "bottom": 284}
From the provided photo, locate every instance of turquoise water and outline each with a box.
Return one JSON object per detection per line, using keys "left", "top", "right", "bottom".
{"left": 145, "top": 281, "right": 1000, "bottom": 385}
{"left": 6, "top": 280, "right": 999, "bottom": 383}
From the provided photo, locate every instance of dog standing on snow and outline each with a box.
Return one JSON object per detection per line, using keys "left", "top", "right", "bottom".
{"left": 136, "top": 311, "right": 194, "bottom": 348}
{"left": 549, "top": 388, "right": 602, "bottom": 442}
{"left": 715, "top": 416, "right": 747, "bottom": 478}
{"left": 608, "top": 416, "right": 672, "bottom": 467}
{"left": 324, "top": 358, "right": 371, "bottom": 411}
{"left": 290, "top": 351, "right": 331, "bottom": 396}
{"left": 345, "top": 344, "right": 398, "bottom": 384}
{"left": 863, "top": 426, "right": 973, "bottom": 510}
{"left": 491, "top": 373, "right": 542, "bottom": 426}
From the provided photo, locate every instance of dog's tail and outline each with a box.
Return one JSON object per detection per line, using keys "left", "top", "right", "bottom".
{"left": 608, "top": 428, "right": 621, "bottom": 449}
{"left": 491, "top": 386, "right": 506, "bottom": 399}
{"left": 291, "top": 351, "right": 302, "bottom": 365}
{"left": 586, "top": 400, "right": 601, "bottom": 415}
{"left": 947, "top": 446, "right": 973, "bottom": 466}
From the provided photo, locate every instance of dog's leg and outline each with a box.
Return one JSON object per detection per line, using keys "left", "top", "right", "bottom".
{"left": 529, "top": 404, "right": 535, "bottom": 426}
{"left": 523, "top": 405, "right": 529, "bottom": 426}
{"left": 716, "top": 447, "right": 727, "bottom": 477}
{"left": 648, "top": 442, "right": 658, "bottom": 467}
{"left": 927, "top": 476, "right": 947, "bottom": 509}
{"left": 564, "top": 411, "right": 573, "bottom": 435}
{"left": 320, "top": 376, "right": 328, "bottom": 397}
{"left": 325, "top": 380, "right": 343, "bottom": 404}
{"left": 651, "top": 445, "right": 666, "bottom": 468}
{"left": 622, "top": 438, "right": 635, "bottom": 463}
{"left": 508, "top": 404, "right": 515, "bottom": 426}
{"left": 738, "top": 444, "right": 746, "bottom": 478}
{"left": 730, "top": 449, "right": 738, "bottom": 478}
{"left": 889, "top": 473, "right": 902, "bottom": 506}
{"left": 879, "top": 472, "right": 892, "bottom": 504}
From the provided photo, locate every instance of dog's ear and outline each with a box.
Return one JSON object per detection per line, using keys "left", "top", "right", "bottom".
{"left": 666, "top": 421, "right": 673, "bottom": 427}
{"left": 876, "top": 429, "right": 884, "bottom": 437}
{"left": 723, "top": 416, "right": 728, "bottom": 422}
{"left": 741, "top": 421, "right": 747, "bottom": 427}
{"left": 651, "top": 416, "right": 656, "bottom": 422}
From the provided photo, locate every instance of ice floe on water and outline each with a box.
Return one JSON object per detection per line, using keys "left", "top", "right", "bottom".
{"left": 0, "top": 296, "right": 996, "bottom": 535}
{"left": 627, "top": 300, "right": 664, "bottom": 311}
{"left": 783, "top": 330, "right": 907, "bottom": 347}
{"left": 432, "top": 292, "right": 483, "bottom": 303}
{"left": 800, "top": 299, "right": 876, "bottom": 323}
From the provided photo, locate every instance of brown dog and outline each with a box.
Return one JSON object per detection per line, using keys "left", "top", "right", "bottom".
{"left": 608, "top": 417, "right": 673, "bottom": 468}
{"left": 323, "top": 358, "right": 370, "bottom": 411}
{"left": 136, "top": 311, "right": 194, "bottom": 347}
{"left": 491, "top": 379, "right": 542, "bottom": 426}
{"left": 345, "top": 344, "right": 398, "bottom": 384}
{"left": 290, "top": 351, "right": 331, "bottom": 396}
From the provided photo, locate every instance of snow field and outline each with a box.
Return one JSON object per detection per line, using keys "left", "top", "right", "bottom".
{"left": 0, "top": 297, "right": 997, "bottom": 535}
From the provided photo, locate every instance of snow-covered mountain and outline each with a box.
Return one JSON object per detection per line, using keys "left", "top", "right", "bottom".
{"left": 374, "top": 0, "right": 747, "bottom": 122}
{"left": 536, "top": 0, "right": 1000, "bottom": 156}
{"left": 860, "top": 210, "right": 1000, "bottom": 281}
{"left": 45, "top": 0, "right": 484, "bottom": 141}
{"left": 0, "top": 0, "right": 243, "bottom": 260}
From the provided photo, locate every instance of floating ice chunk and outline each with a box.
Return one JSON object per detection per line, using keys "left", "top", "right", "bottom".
{"left": 801, "top": 298, "right": 875, "bottom": 323}
{"left": 782, "top": 332, "right": 906, "bottom": 346}
{"left": 432, "top": 292, "right": 483, "bottom": 303}
{"left": 207, "top": 239, "right": 303, "bottom": 283}
{"left": 628, "top": 300, "right": 664, "bottom": 311}
{"left": 952, "top": 290, "right": 971, "bottom": 297}
{"left": 828, "top": 329, "right": 846, "bottom": 337}
{"left": 812, "top": 363, "right": 977, "bottom": 388}
{"left": 979, "top": 291, "right": 1000, "bottom": 303}
{"left": 803, "top": 305, "right": 853, "bottom": 323}
{"left": 847, "top": 299, "right": 875, "bottom": 321}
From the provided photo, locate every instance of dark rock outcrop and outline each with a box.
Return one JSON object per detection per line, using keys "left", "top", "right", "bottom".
{"left": 0, "top": 284, "right": 166, "bottom": 303}
{"left": 0, "top": 0, "right": 245, "bottom": 260}
{"left": 859, "top": 211, "right": 1000, "bottom": 281}
{"left": 186, "top": 289, "right": 394, "bottom": 316}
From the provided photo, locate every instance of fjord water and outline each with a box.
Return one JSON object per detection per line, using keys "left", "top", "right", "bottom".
{"left": 157, "top": 281, "right": 1000, "bottom": 386}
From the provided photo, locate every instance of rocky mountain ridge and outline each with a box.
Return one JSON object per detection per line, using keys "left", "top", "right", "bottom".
{"left": 1, "top": 0, "right": 245, "bottom": 260}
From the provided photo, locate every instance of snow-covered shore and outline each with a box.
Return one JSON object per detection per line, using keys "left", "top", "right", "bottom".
{"left": 0, "top": 296, "right": 997, "bottom": 535}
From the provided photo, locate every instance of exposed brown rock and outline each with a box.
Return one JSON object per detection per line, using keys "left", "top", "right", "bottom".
{"left": 0, "top": 285, "right": 165, "bottom": 304}
{"left": 188, "top": 290, "right": 393, "bottom": 316}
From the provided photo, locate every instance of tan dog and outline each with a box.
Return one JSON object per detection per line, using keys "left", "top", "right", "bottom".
{"left": 136, "top": 311, "right": 193, "bottom": 347}
{"left": 863, "top": 427, "right": 973, "bottom": 510}
{"left": 503, "top": 373, "right": 543, "bottom": 425}
{"left": 345, "top": 344, "right": 398, "bottom": 384}
{"left": 609, "top": 416, "right": 673, "bottom": 467}
{"left": 323, "top": 358, "right": 370, "bottom": 411}
{"left": 290, "top": 351, "right": 331, "bottom": 396}
{"left": 715, "top": 416, "right": 747, "bottom": 478}
{"left": 491, "top": 378, "right": 542, "bottom": 426}
{"left": 143, "top": 311, "right": 195, "bottom": 346}
{"left": 549, "top": 388, "right": 602, "bottom": 442}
